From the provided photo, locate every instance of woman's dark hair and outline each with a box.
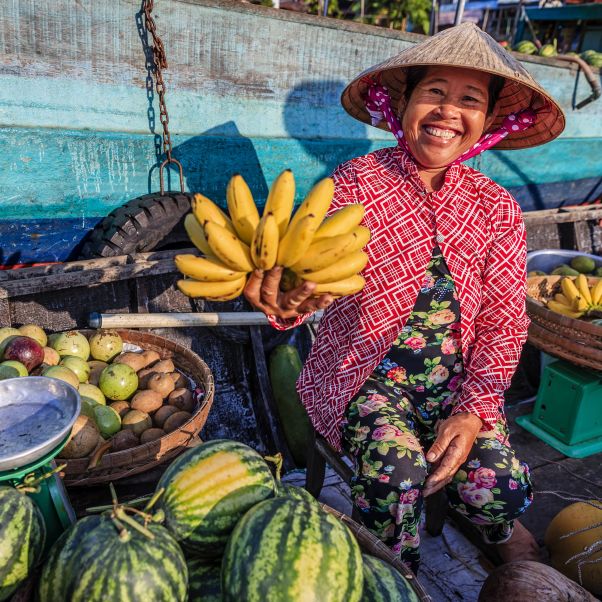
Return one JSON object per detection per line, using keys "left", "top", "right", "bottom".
{"left": 403, "top": 66, "right": 505, "bottom": 115}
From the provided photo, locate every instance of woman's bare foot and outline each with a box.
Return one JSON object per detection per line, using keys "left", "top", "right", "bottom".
{"left": 496, "top": 520, "right": 541, "bottom": 564}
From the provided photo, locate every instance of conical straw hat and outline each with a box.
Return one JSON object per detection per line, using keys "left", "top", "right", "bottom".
{"left": 341, "top": 23, "right": 565, "bottom": 150}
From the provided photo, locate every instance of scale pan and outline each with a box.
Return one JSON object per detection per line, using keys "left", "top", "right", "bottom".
{"left": 0, "top": 377, "right": 80, "bottom": 471}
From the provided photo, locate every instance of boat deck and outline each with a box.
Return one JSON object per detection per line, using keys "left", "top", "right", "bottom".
{"left": 282, "top": 400, "right": 602, "bottom": 601}
{"left": 63, "top": 394, "right": 600, "bottom": 601}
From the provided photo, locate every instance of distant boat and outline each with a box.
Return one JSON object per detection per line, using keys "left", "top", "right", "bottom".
{"left": 0, "top": 0, "right": 600, "bottom": 264}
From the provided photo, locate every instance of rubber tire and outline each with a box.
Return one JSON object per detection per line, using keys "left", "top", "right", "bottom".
{"left": 78, "top": 192, "right": 291, "bottom": 349}
{"left": 79, "top": 192, "right": 193, "bottom": 258}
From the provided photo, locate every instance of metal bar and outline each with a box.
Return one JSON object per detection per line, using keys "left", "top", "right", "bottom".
{"left": 430, "top": 0, "right": 438, "bottom": 35}
{"left": 454, "top": 0, "right": 466, "bottom": 25}
{"left": 88, "top": 311, "right": 324, "bottom": 329}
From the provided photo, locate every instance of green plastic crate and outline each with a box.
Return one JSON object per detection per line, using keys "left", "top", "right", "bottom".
{"left": 516, "top": 360, "right": 602, "bottom": 458}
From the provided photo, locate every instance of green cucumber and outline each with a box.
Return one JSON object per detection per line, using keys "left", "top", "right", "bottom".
{"left": 268, "top": 345, "right": 313, "bottom": 467}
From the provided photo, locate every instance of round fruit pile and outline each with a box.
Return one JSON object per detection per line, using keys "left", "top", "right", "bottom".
{"left": 528, "top": 254, "right": 602, "bottom": 278}
{"left": 0, "top": 439, "right": 421, "bottom": 601}
{"left": 176, "top": 171, "right": 371, "bottom": 301}
{"left": 0, "top": 326, "right": 198, "bottom": 459}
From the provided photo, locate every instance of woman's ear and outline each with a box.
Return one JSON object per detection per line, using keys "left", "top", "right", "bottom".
{"left": 484, "top": 102, "right": 500, "bottom": 132}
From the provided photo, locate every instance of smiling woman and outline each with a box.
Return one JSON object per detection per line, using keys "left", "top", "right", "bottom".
{"left": 398, "top": 66, "right": 506, "bottom": 184}
{"left": 244, "top": 22, "right": 564, "bottom": 574}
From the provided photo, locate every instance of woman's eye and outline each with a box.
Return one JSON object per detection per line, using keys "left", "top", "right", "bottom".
{"left": 429, "top": 88, "right": 443, "bottom": 95}
{"left": 464, "top": 96, "right": 480, "bottom": 103}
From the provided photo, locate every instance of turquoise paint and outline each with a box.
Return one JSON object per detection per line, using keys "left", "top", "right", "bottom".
{"left": 0, "top": 0, "right": 601, "bottom": 264}
{"left": 2, "top": 127, "right": 601, "bottom": 222}
{"left": 0, "top": 66, "right": 600, "bottom": 141}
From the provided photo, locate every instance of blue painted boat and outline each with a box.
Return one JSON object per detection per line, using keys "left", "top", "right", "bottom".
{"left": 0, "top": 0, "right": 601, "bottom": 264}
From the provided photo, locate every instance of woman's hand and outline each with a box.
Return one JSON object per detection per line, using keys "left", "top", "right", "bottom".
{"left": 243, "top": 267, "right": 334, "bottom": 320}
{"left": 422, "top": 413, "right": 483, "bottom": 497}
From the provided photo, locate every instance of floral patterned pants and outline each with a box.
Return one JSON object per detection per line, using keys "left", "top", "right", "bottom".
{"left": 341, "top": 248, "right": 533, "bottom": 572}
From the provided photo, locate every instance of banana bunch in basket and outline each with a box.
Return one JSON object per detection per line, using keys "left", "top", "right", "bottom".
{"left": 546, "top": 275, "right": 602, "bottom": 319}
{"left": 175, "top": 171, "right": 370, "bottom": 301}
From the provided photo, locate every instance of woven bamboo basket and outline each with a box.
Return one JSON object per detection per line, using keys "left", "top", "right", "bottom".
{"left": 322, "top": 504, "right": 431, "bottom": 601}
{"left": 59, "top": 329, "right": 214, "bottom": 487}
{"left": 526, "top": 276, "right": 602, "bottom": 371}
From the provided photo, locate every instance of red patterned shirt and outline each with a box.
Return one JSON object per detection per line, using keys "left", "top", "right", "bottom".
{"left": 270, "top": 146, "right": 529, "bottom": 452}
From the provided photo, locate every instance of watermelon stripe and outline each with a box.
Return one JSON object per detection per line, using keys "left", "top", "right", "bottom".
{"left": 171, "top": 452, "right": 271, "bottom": 505}
{"left": 158, "top": 440, "right": 276, "bottom": 556}
{"left": 39, "top": 516, "right": 186, "bottom": 602}
{"left": 0, "top": 487, "right": 45, "bottom": 601}
{"left": 361, "top": 554, "right": 420, "bottom": 602}
{"left": 222, "top": 498, "right": 363, "bottom": 602}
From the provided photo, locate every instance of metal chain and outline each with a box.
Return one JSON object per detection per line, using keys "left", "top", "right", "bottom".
{"left": 142, "top": 0, "right": 184, "bottom": 192}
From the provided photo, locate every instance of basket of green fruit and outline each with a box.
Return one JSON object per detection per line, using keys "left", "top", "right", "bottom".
{"left": 0, "top": 326, "right": 214, "bottom": 486}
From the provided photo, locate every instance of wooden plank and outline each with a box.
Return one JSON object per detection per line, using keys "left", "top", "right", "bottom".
{"left": 573, "top": 221, "right": 593, "bottom": 253}
{"left": 0, "top": 259, "right": 178, "bottom": 299}
{"left": 523, "top": 206, "right": 602, "bottom": 225}
{"left": 526, "top": 223, "right": 561, "bottom": 251}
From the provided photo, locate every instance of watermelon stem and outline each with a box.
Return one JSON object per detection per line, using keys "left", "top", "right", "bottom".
{"left": 114, "top": 507, "right": 155, "bottom": 540}
{"left": 16, "top": 463, "right": 67, "bottom": 494}
{"left": 111, "top": 515, "right": 131, "bottom": 542}
{"left": 144, "top": 487, "right": 165, "bottom": 513}
{"left": 264, "top": 453, "right": 284, "bottom": 482}
{"left": 86, "top": 494, "right": 153, "bottom": 514}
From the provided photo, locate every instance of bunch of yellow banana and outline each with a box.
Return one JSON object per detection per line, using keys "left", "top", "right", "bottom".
{"left": 546, "top": 275, "right": 602, "bottom": 319}
{"left": 175, "top": 170, "right": 370, "bottom": 300}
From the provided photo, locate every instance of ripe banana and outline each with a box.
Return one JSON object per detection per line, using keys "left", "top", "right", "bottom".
{"left": 553, "top": 293, "right": 572, "bottom": 307}
{"left": 177, "top": 275, "right": 247, "bottom": 300}
{"left": 291, "top": 225, "right": 371, "bottom": 273}
{"left": 226, "top": 174, "right": 260, "bottom": 245}
{"left": 286, "top": 178, "right": 335, "bottom": 233}
{"left": 192, "top": 194, "right": 236, "bottom": 235}
{"left": 560, "top": 277, "right": 580, "bottom": 305}
{"left": 276, "top": 214, "right": 321, "bottom": 267}
{"left": 314, "top": 274, "right": 365, "bottom": 296}
{"left": 204, "top": 221, "right": 255, "bottom": 272}
{"left": 314, "top": 204, "right": 365, "bottom": 241}
{"left": 576, "top": 274, "right": 593, "bottom": 304}
{"left": 263, "top": 169, "right": 295, "bottom": 238}
{"left": 591, "top": 279, "right": 602, "bottom": 305}
{"left": 174, "top": 254, "right": 246, "bottom": 282}
{"left": 184, "top": 213, "right": 213, "bottom": 257}
{"left": 251, "top": 212, "right": 279, "bottom": 270}
{"left": 547, "top": 299, "right": 584, "bottom": 319}
{"left": 574, "top": 295, "right": 590, "bottom": 313}
{"left": 299, "top": 250, "right": 369, "bottom": 284}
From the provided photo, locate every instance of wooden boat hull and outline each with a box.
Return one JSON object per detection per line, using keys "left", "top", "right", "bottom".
{"left": 0, "top": 0, "right": 600, "bottom": 263}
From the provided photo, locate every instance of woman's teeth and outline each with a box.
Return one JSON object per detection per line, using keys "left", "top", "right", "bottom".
{"left": 424, "top": 126, "right": 457, "bottom": 140}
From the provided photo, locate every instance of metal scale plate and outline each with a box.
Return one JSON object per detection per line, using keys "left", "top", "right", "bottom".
{"left": 0, "top": 376, "right": 80, "bottom": 472}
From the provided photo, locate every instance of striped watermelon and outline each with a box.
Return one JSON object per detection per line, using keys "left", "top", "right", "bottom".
{"left": 157, "top": 439, "right": 276, "bottom": 557}
{"left": 38, "top": 514, "right": 187, "bottom": 601}
{"left": 0, "top": 486, "right": 46, "bottom": 602}
{"left": 361, "top": 554, "right": 420, "bottom": 602}
{"left": 222, "top": 497, "right": 363, "bottom": 602}
{"left": 187, "top": 557, "right": 222, "bottom": 602}
{"left": 277, "top": 482, "right": 318, "bottom": 505}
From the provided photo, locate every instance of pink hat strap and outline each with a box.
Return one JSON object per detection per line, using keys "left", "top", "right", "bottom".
{"left": 365, "top": 82, "right": 537, "bottom": 165}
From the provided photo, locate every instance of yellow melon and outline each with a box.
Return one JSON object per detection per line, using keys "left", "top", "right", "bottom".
{"left": 544, "top": 500, "right": 602, "bottom": 595}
